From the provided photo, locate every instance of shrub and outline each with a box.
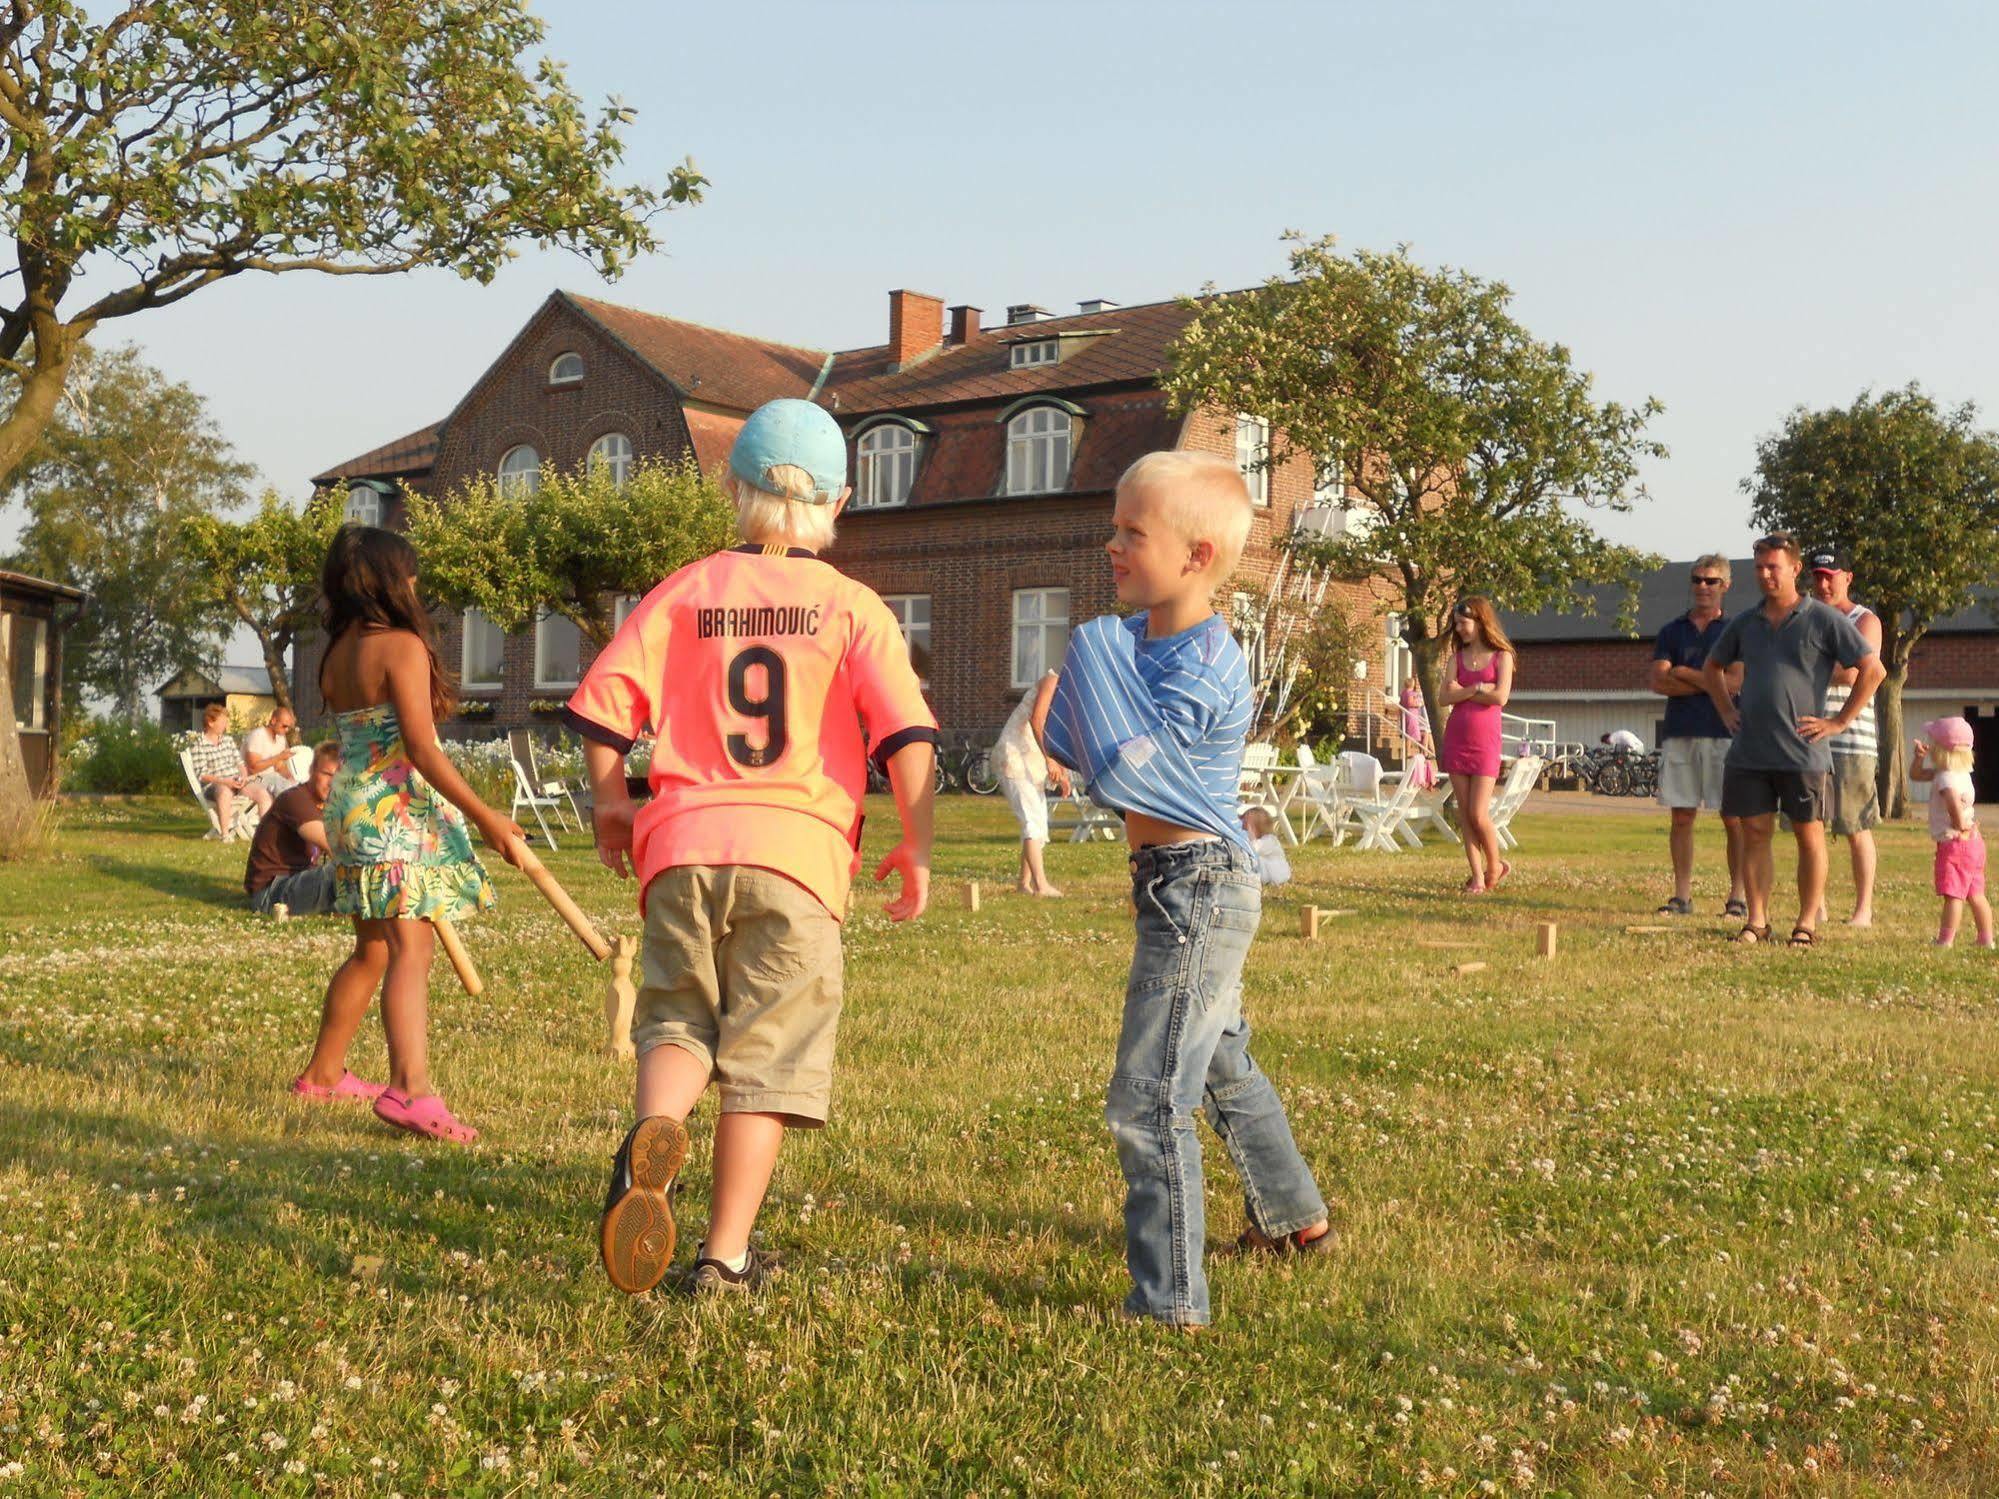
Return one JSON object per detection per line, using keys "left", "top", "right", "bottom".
{"left": 63, "top": 716, "right": 188, "bottom": 795}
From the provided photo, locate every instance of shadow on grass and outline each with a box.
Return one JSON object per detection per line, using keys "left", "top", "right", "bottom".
{"left": 85, "top": 852, "right": 250, "bottom": 911}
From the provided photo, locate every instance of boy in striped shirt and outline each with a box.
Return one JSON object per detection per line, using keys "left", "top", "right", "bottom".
{"left": 1039, "top": 451, "right": 1331, "bottom": 1328}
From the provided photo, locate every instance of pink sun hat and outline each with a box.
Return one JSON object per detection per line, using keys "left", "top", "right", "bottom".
{"left": 1923, "top": 715, "right": 1974, "bottom": 749}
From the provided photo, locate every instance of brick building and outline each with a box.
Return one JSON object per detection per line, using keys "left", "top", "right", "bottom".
{"left": 305, "top": 287, "right": 1388, "bottom": 739}
{"left": 1499, "top": 559, "right": 1999, "bottom": 778}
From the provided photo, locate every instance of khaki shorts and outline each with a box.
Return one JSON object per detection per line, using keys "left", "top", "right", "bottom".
{"left": 637, "top": 865, "right": 844, "bottom": 1127}
{"left": 1658, "top": 736, "right": 1728, "bottom": 811}
{"left": 1827, "top": 753, "right": 1880, "bottom": 837}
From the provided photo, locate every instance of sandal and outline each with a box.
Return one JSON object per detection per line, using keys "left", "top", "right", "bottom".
{"left": 1733, "top": 923, "right": 1773, "bottom": 946}
{"left": 1787, "top": 925, "right": 1817, "bottom": 949}
{"left": 373, "top": 1088, "right": 478, "bottom": 1143}
{"left": 1723, "top": 898, "right": 1748, "bottom": 919}
{"left": 1235, "top": 1220, "right": 1340, "bottom": 1258}
{"left": 1656, "top": 897, "right": 1693, "bottom": 917}
{"left": 290, "top": 1070, "right": 387, "bottom": 1102}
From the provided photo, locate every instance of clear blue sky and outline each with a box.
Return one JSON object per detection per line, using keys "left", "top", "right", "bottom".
{"left": 31, "top": 0, "right": 1999, "bottom": 563}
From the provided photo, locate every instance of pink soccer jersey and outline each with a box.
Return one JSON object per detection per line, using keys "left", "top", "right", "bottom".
{"left": 564, "top": 544, "right": 938, "bottom": 919}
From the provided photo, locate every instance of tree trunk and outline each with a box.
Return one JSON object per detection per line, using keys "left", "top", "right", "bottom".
{"left": 0, "top": 620, "right": 40, "bottom": 855}
{"left": 256, "top": 627, "right": 294, "bottom": 712}
{"left": 1406, "top": 617, "right": 1447, "bottom": 764}
{"left": 1875, "top": 622, "right": 1918, "bottom": 820}
{"left": 0, "top": 333, "right": 76, "bottom": 489}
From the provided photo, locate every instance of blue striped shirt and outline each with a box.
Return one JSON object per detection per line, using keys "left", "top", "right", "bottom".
{"left": 1042, "top": 610, "right": 1251, "bottom": 849}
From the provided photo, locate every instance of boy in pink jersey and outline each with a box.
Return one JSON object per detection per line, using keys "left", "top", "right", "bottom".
{"left": 567, "top": 398, "right": 938, "bottom": 1296}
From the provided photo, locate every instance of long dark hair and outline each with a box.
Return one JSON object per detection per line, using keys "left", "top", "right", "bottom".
{"left": 318, "top": 524, "right": 455, "bottom": 719}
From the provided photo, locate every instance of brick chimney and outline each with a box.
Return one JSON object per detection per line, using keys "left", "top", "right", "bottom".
{"left": 948, "top": 304, "right": 982, "bottom": 344}
{"left": 888, "top": 288, "right": 945, "bottom": 368}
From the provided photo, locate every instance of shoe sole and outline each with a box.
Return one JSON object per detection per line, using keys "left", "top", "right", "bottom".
{"left": 600, "top": 1116, "right": 688, "bottom": 1296}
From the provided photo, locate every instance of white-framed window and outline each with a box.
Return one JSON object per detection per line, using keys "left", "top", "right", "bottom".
{"left": 1011, "top": 588, "right": 1069, "bottom": 688}
{"left": 588, "top": 432, "right": 634, "bottom": 488}
{"left": 1313, "top": 447, "right": 1345, "bottom": 506}
{"left": 461, "top": 608, "right": 505, "bottom": 691}
{"left": 343, "top": 483, "right": 381, "bottom": 527}
{"left": 881, "top": 594, "right": 931, "bottom": 662}
{"left": 1235, "top": 414, "right": 1270, "bottom": 506}
{"left": 1009, "top": 340, "right": 1058, "bottom": 368}
{"left": 1005, "top": 407, "right": 1072, "bottom": 495}
{"left": 549, "top": 352, "right": 584, "bottom": 385}
{"left": 534, "top": 611, "right": 582, "bottom": 690}
{"left": 614, "top": 594, "right": 639, "bottom": 632}
{"left": 4, "top": 612, "right": 48, "bottom": 732}
{"left": 498, "top": 445, "right": 541, "bottom": 499}
{"left": 855, "top": 424, "right": 918, "bottom": 509}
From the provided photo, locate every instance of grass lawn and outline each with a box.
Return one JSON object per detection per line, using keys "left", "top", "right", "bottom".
{"left": 4, "top": 795, "right": 1998, "bottom": 1496}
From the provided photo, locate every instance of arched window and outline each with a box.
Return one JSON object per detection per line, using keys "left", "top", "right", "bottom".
{"left": 588, "top": 432, "right": 634, "bottom": 488}
{"left": 1005, "top": 406, "right": 1072, "bottom": 495}
{"left": 855, "top": 423, "right": 917, "bottom": 509}
{"left": 343, "top": 482, "right": 381, "bottom": 527}
{"left": 498, "top": 445, "right": 541, "bottom": 499}
{"left": 549, "top": 352, "right": 584, "bottom": 385}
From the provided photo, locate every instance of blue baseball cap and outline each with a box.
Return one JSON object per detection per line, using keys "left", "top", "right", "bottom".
{"left": 728, "top": 398, "right": 847, "bottom": 505}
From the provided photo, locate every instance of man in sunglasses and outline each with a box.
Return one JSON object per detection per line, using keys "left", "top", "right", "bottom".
{"left": 1650, "top": 554, "right": 1746, "bottom": 917}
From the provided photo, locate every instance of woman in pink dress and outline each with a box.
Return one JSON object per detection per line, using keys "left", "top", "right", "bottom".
{"left": 1438, "top": 596, "right": 1517, "bottom": 893}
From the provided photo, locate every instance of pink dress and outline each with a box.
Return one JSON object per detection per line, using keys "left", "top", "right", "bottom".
{"left": 1439, "top": 652, "right": 1503, "bottom": 779}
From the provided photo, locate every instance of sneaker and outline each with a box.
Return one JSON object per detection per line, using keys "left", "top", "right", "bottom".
{"left": 598, "top": 1115, "right": 688, "bottom": 1296}
{"left": 691, "top": 1242, "right": 781, "bottom": 1296}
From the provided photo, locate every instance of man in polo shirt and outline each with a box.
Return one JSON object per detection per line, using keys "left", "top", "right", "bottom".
{"left": 1701, "top": 533, "right": 1884, "bottom": 948}
{"left": 1807, "top": 547, "right": 1883, "bottom": 927}
{"left": 242, "top": 741, "right": 341, "bottom": 916}
{"left": 1649, "top": 554, "right": 1745, "bottom": 918}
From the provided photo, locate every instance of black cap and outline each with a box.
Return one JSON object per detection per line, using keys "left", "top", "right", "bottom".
{"left": 1808, "top": 547, "right": 1850, "bottom": 573}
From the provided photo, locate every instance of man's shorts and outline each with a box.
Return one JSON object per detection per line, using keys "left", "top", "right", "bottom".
{"left": 248, "top": 863, "right": 337, "bottom": 917}
{"left": 1658, "top": 736, "right": 1728, "bottom": 811}
{"left": 636, "top": 864, "right": 843, "bottom": 1127}
{"left": 1000, "top": 772, "right": 1051, "bottom": 844}
{"left": 1827, "top": 753, "right": 1880, "bottom": 837}
{"left": 1935, "top": 834, "right": 1987, "bottom": 901}
{"left": 1722, "top": 765, "right": 1830, "bottom": 824}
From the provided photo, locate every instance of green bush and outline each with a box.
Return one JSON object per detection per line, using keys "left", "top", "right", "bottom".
{"left": 62, "top": 716, "right": 186, "bottom": 795}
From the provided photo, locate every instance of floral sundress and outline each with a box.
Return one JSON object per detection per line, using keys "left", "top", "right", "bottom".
{"left": 325, "top": 704, "right": 496, "bottom": 921}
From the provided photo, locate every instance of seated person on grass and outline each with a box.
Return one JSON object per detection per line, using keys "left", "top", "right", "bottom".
{"left": 244, "top": 741, "right": 342, "bottom": 917}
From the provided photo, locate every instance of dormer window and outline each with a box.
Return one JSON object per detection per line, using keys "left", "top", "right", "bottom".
{"left": 549, "top": 352, "right": 584, "bottom": 386}
{"left": 855, "top": 422, "right": 919, "bottom": 509}
{"left": 344, "top": 482, "right": 382, "bottom": 527}
{"left": 1009, "top": 340, "right": 1058, "bottom": 369}
{"left": 1005, "top": 406, "right": 1073, "bottom": 495}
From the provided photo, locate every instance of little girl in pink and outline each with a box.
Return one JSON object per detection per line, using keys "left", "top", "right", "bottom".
{"left": 1911, "top": 716, "right": 1991, "bottom": 949}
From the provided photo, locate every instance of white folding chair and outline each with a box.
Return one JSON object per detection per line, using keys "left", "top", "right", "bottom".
{"left": 1400, "top": 756, "right": 1460, "bottom": 844}
{"left": 1347, "top": 773, "right": 1421, "bottom": 852}
{"left": 1290, "top": 743, "right": 1349, "bottom": 845}
{"left": 1237, "top": 741, "right": 1280, "bottom": 807}
{"left": 1490, "top": 756, "right": 1544, "bottom": 851}
{"left": 508, "top": 730, "right": 573, "bottom": 849}
{"left": 1048, "top": 778, "right": 1123, "bottom": 843}
{"left": 179, "top": 748, "right": 259, "bottom": 840}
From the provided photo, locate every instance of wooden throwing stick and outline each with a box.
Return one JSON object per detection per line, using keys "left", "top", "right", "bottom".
{"left": 507, "top": 836, "right": 613, "bottom": 961}
{"left": 433, "top": 917, "right": 484, "bottom": 996}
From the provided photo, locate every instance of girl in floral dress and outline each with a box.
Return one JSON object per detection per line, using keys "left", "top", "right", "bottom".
{"left": 290, "top": 526, "right": 524, "bottom": 1143}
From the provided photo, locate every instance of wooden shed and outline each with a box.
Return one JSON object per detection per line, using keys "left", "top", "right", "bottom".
{"left": 2, "top": 569, "right": 87, "bottom": 798}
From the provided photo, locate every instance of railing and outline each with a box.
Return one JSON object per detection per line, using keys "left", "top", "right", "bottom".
{"left": 1501, "top": 712, "right": 1559, "bottom": 760}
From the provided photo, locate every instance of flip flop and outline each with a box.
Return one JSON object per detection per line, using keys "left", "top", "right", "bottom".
{"left": 289, "top": 1070, "right": 387, "bottom": 1102}
{"left": 373, "top": 1088, "right": 478, "bottom": 1144}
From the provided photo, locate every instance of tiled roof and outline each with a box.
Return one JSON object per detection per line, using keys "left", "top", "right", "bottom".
{"left": 563, "top": 293, "right": 829, "bottom": 411}
{"left": 683, "top": 407, "right": 747, "bottom": 473}
{"left": 820, "top": 297, "right": 1201, "bottom": 414}
{"left": 312, "top": 421, "right": 443, "bottom": 486}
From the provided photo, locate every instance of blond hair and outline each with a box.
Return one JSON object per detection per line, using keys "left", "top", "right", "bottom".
{"left": 731, "top": 463, "right": 838, "bottom": 553}
{"left": 1117, "top": 451, "right": 1254, "bottom": 581}
{"left": 1693, "top": 553, "right": 1732, "bottom": 588}
{"left": 202, "top": 702, "right": 230, "bottom": 728}
{"left": 1932, "top": 744, "right": 1976, "bottom": 773}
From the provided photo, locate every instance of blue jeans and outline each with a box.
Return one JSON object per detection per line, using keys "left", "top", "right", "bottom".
{"left": 248, "top": 863, "right": 337, "bottom": 917}
{"left": 1108, "top": 839, "right": 1326, "bottom": 1324}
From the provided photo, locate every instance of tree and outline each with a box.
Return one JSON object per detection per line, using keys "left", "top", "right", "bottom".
{"left": 1163, "top": 234, "right": 1666, "bottom": 744}
{"left": 0, "top": 0, "right": 699, "bottom": 819}
{"left": 6, "top": 345, "right": 248, "bottom": 718}
{"left": 405, "top": 456, "right": 735, "bottom": 649}
{"left": 1745, "top": 386, "right": 1999, "bottom": 818}
{"left": 180, "top": 488, "right": 346, "bottom": 712}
